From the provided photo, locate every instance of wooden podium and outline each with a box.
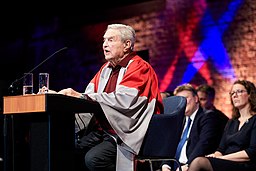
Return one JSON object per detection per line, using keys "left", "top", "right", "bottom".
{"left": 3, "top": 94, "right": 102, "bottom": 171}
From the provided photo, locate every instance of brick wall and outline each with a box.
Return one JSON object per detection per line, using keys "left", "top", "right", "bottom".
{"left": 9, "top": 0, "right": 254, "bottom": 118}
{"left": 107, "top": 0, "right": 255, "bottom": 117}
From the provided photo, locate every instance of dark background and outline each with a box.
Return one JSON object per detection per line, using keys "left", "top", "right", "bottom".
{"left": 0, "top": 0, "right": 162, "bottom": 99}
{"left": 0, "top": 0, "right": 161, "bottom": 169}
{"left": 1, "top": 0, "right": 254, "bottom": 170}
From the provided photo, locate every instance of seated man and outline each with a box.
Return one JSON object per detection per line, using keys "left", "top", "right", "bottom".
{"left": 196, "top": 84, "right": 229, "bottom": 137}
{"left": 162, "top": 83, "right": 227, "bottom": 171}
{"left": 49, "top": 23, "right": 163, "bottom": 171}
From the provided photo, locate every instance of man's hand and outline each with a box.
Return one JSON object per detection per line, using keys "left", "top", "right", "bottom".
{"left": 38, "top": 86, "right": 57, "bottom": 94}
{"left": 58, "top": 88, "right": 82, "bottom": 98}
{"left": 162, "top": 165, "right": 171, "bottom": 171}
{"left": 162, "top": 167, "right": 171, "bottom": 171}
{"left": 178, "top": 164, "right": 189, "bottom": 171}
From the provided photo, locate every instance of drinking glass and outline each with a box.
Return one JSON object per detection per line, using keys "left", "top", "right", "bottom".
{"left": 39, "top": 73, "right": 49, "bottom": 94}
{"left": 23, "top": 73, "right": 33, "bottom": 95}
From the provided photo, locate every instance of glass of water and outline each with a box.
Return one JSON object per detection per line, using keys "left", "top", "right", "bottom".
{"left": 39, "top": 73, "right": 49, "bottom": 94}
{"left": 23, "top": 73, "right": 33, "bottom": 95}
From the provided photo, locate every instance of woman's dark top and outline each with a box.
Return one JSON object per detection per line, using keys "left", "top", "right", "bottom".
{"left": 217, "top": 114, "right": 256, "bottom": 163}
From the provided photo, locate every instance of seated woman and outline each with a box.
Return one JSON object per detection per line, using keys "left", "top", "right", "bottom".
{"left": 186, "top": 80, "right": 256, "bottom": 171}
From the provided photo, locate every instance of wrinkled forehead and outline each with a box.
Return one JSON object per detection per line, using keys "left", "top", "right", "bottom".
{"left": 103, "top": 29, "right": 121, "bottom": 39}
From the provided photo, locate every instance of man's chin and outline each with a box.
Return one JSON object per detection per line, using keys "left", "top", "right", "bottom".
{"left": 105, "top": 56, "right": 114, "bottom": 61}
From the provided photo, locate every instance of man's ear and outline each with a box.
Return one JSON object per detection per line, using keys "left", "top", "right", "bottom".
{"left": 195, "top": 95, "right": 199, "bottom": 104}
{"left": 124, "top": 40, "right": 132, "bottom": 52}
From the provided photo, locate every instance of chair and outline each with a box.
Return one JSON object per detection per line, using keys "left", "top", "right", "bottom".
{"left": 134, "top": 96, "right": 186, "bottom": 171}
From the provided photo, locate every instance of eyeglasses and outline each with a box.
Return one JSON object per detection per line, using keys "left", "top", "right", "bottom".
{"left": 229, "top": 89, "right": 247, "bottom": 96}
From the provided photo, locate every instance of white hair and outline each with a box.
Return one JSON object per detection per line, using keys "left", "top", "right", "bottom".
{"left": 106, "top": 24, "right": 136, "bottom": 51}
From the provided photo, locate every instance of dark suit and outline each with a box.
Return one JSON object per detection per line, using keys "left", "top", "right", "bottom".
{"left": 161, "top": 106, "right": 228, "bottom": 170}
{"left": 186, "top": 106, "right": 228, "bottom": 164}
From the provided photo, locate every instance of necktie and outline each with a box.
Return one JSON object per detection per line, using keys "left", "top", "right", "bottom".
{"left": 175, "top": 117, "right": 192, "bottom": 160}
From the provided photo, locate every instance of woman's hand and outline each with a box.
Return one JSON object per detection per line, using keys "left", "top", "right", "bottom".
{"left": 206, "top": 151, "right": 223, "bottom": 158}
{"left": 206, "top": 153, "right": 216, "bottom": 158}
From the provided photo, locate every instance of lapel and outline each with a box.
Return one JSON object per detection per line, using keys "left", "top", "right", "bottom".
{"left": 187, "top": 106, "right": 204, "bottom": 143}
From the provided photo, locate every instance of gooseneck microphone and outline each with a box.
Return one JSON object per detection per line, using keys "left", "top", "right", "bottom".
{"left": 8, "top": 46, "right": 68, "bottom": 95}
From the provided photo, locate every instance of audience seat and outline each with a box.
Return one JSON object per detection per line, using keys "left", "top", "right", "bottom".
{"left": 134, "top": 96, "right": 186, "bottom": 171}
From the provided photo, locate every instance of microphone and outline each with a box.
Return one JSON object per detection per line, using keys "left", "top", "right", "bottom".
{"left": 8, "top": 47, "right": 68, "bottom": 95}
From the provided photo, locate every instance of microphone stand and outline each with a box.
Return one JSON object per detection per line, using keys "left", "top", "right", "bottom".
{"left": 4, "top": 46, "right": 68, "bottom": 171}
{"left": 8, "top": 47, "right": 68, "bottom": 95}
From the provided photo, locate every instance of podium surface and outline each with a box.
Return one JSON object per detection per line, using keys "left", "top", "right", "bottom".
{"left": 3, "top": 94, "right": 101, "bottom": 171}
{"left": 3, "top": 93, "right": 101, "bottom": 114}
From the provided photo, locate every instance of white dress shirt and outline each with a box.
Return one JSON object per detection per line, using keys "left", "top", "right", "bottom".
{"left": 162, "top": 108, "right": 198, "bottom": 170}
{"left": 178, "top": 109, "right": 197, "bottom": 164}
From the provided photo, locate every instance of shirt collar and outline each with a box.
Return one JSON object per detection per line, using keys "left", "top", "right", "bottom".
{"left": 108, "top": 51, "right": 137, "bottom": 69}
{"left": 189, "top": 107, "right": 199, "bottom": 121}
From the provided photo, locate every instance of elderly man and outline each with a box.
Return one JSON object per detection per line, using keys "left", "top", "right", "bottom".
{"left": 54, "top": 24, "right": 163, "bottom": 171}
